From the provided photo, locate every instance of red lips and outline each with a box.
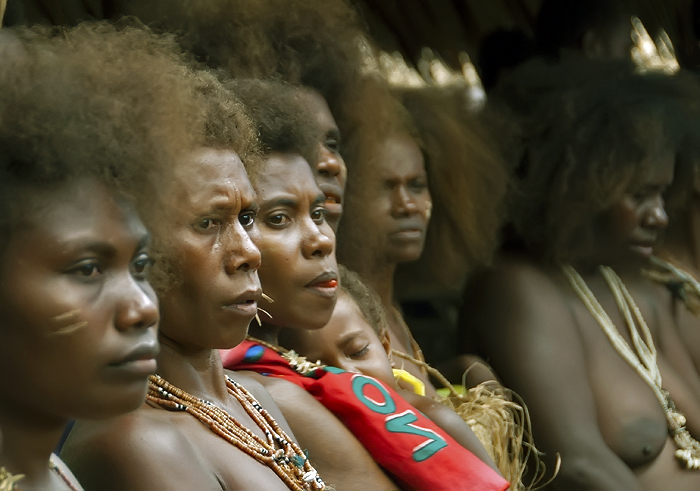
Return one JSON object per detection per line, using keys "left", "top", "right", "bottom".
{"left": 312, "top": 279, "right": 338, "bottom": 289}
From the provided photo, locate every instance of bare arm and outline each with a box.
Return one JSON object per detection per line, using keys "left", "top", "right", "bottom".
{"left": 61, "top": 415, "right": 224, "bottom": 491}
{"left": 250, "top": 374, "right": 399, "bottom": 491}
{"left": 463, "top": 259, "right": 645, "bottom": 491}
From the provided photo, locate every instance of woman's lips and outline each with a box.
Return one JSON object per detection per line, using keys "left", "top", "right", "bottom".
{"left": 223, "top": 299, "right": 259, "bottom": 316}
{"left": 306, "top": 272, "right": 339, "bottom": 298}
{"left": 223, "top": 288, "right": 262, "bottom": 317}
{"left": 629, "top": 244, "right": 654, "bottom": 257}
{"left": 107, "top": 342, "right": 159, "bottom": 378}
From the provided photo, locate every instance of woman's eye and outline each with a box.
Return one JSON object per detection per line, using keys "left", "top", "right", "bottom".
{"left": 195, "top": 218, "right": 221, "bottom": 231}
{"left": 69, "top": 261, "right": 102, "bottom": 278}
{"left": 131, "top": 254, "right": 154, "bottom": 279}
{"left": 239, "top": 211, "right": 256, "bottom": 228}
{"left": 325, "top": 138, "right": 340, "bottom": 153}
{"left": 267, "top": 213, "right": 290, "bottom": 226}
{"left": 311, "top": 208, "right": 326, "bottom": 223}
{"left": 409, "top": 180, "right": 428, "bottom": 193}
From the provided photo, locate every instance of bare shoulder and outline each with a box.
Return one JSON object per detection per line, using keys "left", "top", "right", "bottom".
{"left": 232, "top": 371, "right": 398, "bottom": 490}
{"left": 61, "top": 406, "right": 220, "bottom": 491}
{"left": 463, "top": 254, "right": 574, "bottom": 351}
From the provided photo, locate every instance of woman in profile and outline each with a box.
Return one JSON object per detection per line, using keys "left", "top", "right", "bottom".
{"left": 463, "top": 63, "right": 700, "bottom": 490}
{"left": 0, "top": 23, "right": 192, "bottom": 490}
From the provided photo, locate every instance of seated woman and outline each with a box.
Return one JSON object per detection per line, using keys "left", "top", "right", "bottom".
{"left": 0, "top": 23, "right": 191, "bottom": 490}
{"left": 60, "top": 54, "right": 325, "bottom": 491}
{"left": 336, "top": 77, "right": 438, "bottom": 397}
{"left": 222, "top": 79, "right": 509, "bottom": 491}
{"left": 462, "top": 63, "right": 700, "bottom": 490}
{"left": 391, "top": 83, "right": 510, "bottom": 386}
{"left": 278, "top": 266, "right": 512, "bottom": 474}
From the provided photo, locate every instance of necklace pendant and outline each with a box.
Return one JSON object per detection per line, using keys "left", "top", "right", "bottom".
{"left": 0, "top": 468, "right": 24, "bottom": 491}
{"left": 675, "top": 448, "right": 700, "bottom": 469}
{"left": 282, "top": 350, "right": 323, "bottom": 376}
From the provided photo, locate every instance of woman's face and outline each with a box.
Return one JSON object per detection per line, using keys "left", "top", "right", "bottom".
{"left": 280, "top": 291, "right": 395, "bottom": 386}
{"left": 254, "top": 152, "right": 338, "bottom": 329}
{"left": 0, "top": 178, "right": 159, "bottom": 420}
{"left": 603, "top": 153, "right": 674, "bottom": 260}
{"left": 302, "top": 90, "right": 347, "bottom": 231}
{"left": 354, "top": 134, "right": 431, "bottom": 264}
{"left": 148, "top": 148, "right": 262, "bottom": 350}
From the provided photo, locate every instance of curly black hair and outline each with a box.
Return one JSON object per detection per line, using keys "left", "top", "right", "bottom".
{"left": 225, "top": 78, "right": 320, "bottom": 177}
{"left": 510, "top": 62, "right": 700, "bottom": 264}
{"left": 0, "top": 22, "right": 201, "bottom": 253}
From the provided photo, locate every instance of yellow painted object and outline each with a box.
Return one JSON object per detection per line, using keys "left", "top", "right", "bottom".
{"left": 392, "top": 368, "right": 426, "bottom": 396}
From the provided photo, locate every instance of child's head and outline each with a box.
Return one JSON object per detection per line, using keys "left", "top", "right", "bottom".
{"left": 279, "top": 266, "right": 395, "bottom": 386}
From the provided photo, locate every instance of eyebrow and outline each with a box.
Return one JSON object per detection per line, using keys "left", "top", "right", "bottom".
{"left": 59, "top": 231, "right": 151, "bottom": 257}
{"left": 312, "top": 195, "right": 326, "bottom": 207}
{"left": 269, "top": 197, "right": 299, "bottom": 208}
{"left": 337, "top": 329, "right": 366, "bottom": 349}
{"left": 136, "top": 232, "right": 151, "bottom": 250}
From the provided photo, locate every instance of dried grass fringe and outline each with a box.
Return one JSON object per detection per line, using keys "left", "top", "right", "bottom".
{"left": 392, "top": 351, "right": 559, "bottom": 490}
{"left": 0, "top": 467, "right": 23, "bottom": 491}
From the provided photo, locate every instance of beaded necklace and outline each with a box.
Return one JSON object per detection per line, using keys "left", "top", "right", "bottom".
{"left": 146, "top": 374, "right": 325, "bottom": 490}
{"left": 48, "top": 455, "right": 81, "bottom": 491}
{"left": 563, "top": 264, "right": 700, "bottom": 469}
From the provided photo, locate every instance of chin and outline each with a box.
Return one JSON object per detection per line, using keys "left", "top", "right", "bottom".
{"left": 282, "top": 309, "right": 335, "bottom": 331}
{"left": 212, "top": 330, "right": 249, "bottom": 350}
{"left": 393, "top": 249, "right": 424, "bottom": 264}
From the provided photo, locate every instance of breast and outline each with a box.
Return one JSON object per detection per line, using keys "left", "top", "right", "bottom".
{"left": 587, "top": 336, "right": 669, "bottom": 468}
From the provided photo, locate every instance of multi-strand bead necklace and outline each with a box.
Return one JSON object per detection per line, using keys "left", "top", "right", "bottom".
{"left": 147, "top": 374, "right": 325, "bottom": 490}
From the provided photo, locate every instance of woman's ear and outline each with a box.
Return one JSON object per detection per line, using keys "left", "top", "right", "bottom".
{"left": 380, "top": 328, "right": 394, "bottom": 367}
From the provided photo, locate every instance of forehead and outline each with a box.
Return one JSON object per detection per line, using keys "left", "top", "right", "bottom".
{"left": 6, "top": 177, "right": 144, "bottom": 254}
{"left": 168, "top": 148, "right": 253, "bottom": 201}
{"left": 633, "top": 151, "right": 675, "bottom": 187}
{"left": 325, "top": 292, "right": 375, "bottom": 337}
{"left": 302, "top": 90, "right": 338, "bottom": 134}
{"left": 373, "top": 134, "right": 425, "bottom": 178}
{"left": 254, "top": 153, "right": 322, "bottom": 199}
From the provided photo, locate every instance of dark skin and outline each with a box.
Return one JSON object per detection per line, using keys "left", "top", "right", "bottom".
{"left": 343, "top": 133, "right": 436, "bottom": 397}
{"left": 245, "top": 152, "right": 398, "bottom": 490}
{"left": 301, "top": 89, "right": 347, "bottom": 232}
{"left": 464, "top": 157, "right": 700, "bottom": 490}
{"left": 657, "top": 175, "right": 700, "bottom": 375}
{"left": 62, "top": 149, "right": 300, "bottom": 490}
{"left": 0, "top": 178, "right": 159, "bottom": 491}
{"left": 279, "top": 291, "right": 501, "bottom": 475}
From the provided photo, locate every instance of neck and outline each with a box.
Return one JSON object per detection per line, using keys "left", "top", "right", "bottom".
{"left": 570, "top": 252, "right": 649, "bottom": 277}
{"left": 356, "top": 259, "right": 397, "bottom": 309}
{"left": 662, "top": 201, "right": 700, "bottom": 273}
{"left": 155, "top": 333, "right": 229, "bottom": 403}
{"left": 0, "top": 403, "right": 65, "bottom": 488}
{"left": 247, "top": 322, "right": 281, "bottom": 346}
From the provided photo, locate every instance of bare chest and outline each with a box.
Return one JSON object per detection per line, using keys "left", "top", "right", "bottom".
{"left": 569, "top": 287, "right": 670, "bottom": 468}
{"left": 163, "top": 410, "right": 297, "bottom": 491}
